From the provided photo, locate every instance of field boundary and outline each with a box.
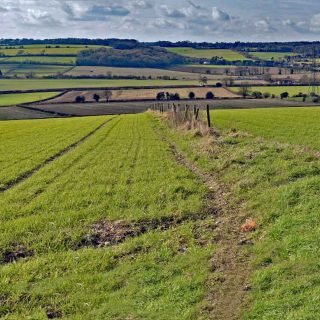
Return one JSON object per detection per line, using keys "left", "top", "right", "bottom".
{"left": 0, "top": 116, "right": 119, "bottom": 193}
{"left": 17, "top": 104, "right": 75, "bottom": 117}
{"left": 0, "top": 84, "right": 218, "bottom": 94}
{"left": 156, "top": 121, "right": 252, "bottom": 320}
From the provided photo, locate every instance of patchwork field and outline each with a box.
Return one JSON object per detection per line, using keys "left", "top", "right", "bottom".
{"left": 166, "top": 48, "right": 247, "bottom": 61}
{"left": 0, "top": 92, "right": 60, "bottom": 107}
{"left": 50, "top": 87, "right": 239, "bottom": 103}
{"left": 0, "top": 79, "right": 215, "bottom": 92}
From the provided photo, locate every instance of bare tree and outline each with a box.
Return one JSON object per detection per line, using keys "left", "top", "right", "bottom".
{"left": 238, "top": 83, "right": 251, "bottom": 99}
{"left": 199, "top": 75, "right": 208, "bottom": 87}
{"left": 105, "top": 90, "right": 113, "bottom": 102}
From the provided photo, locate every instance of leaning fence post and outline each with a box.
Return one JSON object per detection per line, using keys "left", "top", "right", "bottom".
{"left": 195, "top": 108, "right": 199, "bottom": 120}
{"left": 206, "top": 105, "right": 211, "bottom": 128}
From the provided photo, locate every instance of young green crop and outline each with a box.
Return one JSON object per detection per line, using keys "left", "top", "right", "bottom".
{"left": 0, "top": 92, "right": 60, "bottom": 107}
{"left": 0, "top": 113, "right": 211, "bottom": 319}
{"left": 0, "top": 116, "right": 110, "bottom": 188}
{"left": 0, "top": 114, "right": 206, "bottom": 254}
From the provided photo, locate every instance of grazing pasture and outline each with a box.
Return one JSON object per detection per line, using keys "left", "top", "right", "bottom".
{"left": 165, "top": 48, "right": 247, "bottom": 61}
{"left": 0, "top": 92, "right": 60, "bottom": 107}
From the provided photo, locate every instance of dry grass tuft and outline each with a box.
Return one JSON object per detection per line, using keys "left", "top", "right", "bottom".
{"left": 240, "top": 219, "right": 258, "bottom": 233}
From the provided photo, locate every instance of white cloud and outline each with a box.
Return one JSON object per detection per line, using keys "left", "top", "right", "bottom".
{"left": 212, "top": 7, "right": 230, "bottom": 22}
{"left": 159, "top": 5, "right": 186, "bottom": 18}
{"left": 310, "top": 13, "right": 320, "bottom": 31}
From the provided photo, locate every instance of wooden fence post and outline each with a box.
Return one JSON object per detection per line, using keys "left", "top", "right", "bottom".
{"left": 206, "top": 105, "right": 211, "bottom": 128}
{"left": 195, "top": 108, "right": 199, "bottom": 120}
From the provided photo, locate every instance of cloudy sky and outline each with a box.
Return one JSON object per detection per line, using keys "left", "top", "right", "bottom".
{"left": 1, "top": 0, "right": 320, "bottom": 42}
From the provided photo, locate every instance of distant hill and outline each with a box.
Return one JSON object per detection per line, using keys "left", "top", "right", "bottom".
{"left": 76, "top": 46, "right": 187, "bottom": 68}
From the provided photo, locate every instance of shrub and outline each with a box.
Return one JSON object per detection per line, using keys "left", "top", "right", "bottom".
{"left": 156, "top": 92, "right": 166, "bottom": 100}
{"left": 75, "top": 96, "right": 86, "bottom": 103}
{"left": 280, "top": 92, "right": 289, "bottom": 99}
{"left": 93, "top": 94, "right": 100, "bottom": 102}
{"left": 252, "top": 91, "right": 263, "bottom": 99}
{"left": 188, "top": 92, "right": 195, "bottom": 100}
{"left": 206, "top": 91, "right": 215, "bottom": 99}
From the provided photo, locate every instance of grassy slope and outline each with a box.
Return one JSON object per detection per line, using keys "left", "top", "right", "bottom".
{"left": 0, "top": 56, "right": 76, "bottom": 65}
{"left": 211, "top": 107, "right": 320, "bottom": 150}
{"left": 0, "top": 79, "right": 208, "bottom": 91}
{"left": 0, "top": 45, "right": 102, "bottom": 56}
{"left": 166, "top": 48, "right": 247, "bottom": 61}
{"left": 0, "top": 92, "right": 60, "bottom": 107}
{"left": 160, "top": 107, "right": 320, "bottom": 319}
{"left": 0, "top": 114, "right": 212, "bottom": 319}
{"left": 0, "top": 116, "right": 109, "bottom": 187}
{"left": 249, "top": 52, "right": 296, "bottom": 60}
{"left": 4, "top": 64, "right": 70, "bottom": 76}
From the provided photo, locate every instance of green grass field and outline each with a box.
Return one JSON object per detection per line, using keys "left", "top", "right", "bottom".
{"left": 0, "top": 45, "right": 102, "bottom": 56}
{"left": 166, "top": 48, "right": 247, "bottom": 61}
{"left": 0, "top": 116, "right": 108, "bottom": 187}
{"left": 1, "top": 108, "right": 320, "bottom": 318}
{"left": 249, "top": 52, "right": 296, "bottom": 60}
{"left": 0, "top": 114, "right": 211, "bottom": 319}
{"left": 0, "top": 56, "right": 76, "bottom": 65}
{"left": 163, "top": 107, "right": 320, "bottom": 319}
{"left": 2, "top": 64, "right": 70, "bottom": 77}
{"left": 232, "top": 86, "right": 315, "bottom": 97}
{"left": 0, "top": 79, "right": 210, "bottom": 91}
{"left": 0, "top": 92, "right": 60, "bottom": 107}
{"left": 211, "top": 107, "right": 320, "bottom": 149}
{"left": 186, "top": 64, "right": 237, "bottom": 68}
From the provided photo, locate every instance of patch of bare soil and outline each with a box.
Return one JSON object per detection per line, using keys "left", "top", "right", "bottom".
{"left": 1, "top": 245, "right": 34, "bottom": 264}
{"left": 159, "top": 128, "right": 252, "bottom": 320}
{"left": 82, "top": 212, "right": 214, "bottom": 248}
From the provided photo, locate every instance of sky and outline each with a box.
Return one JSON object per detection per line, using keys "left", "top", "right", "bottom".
{"left": 1, "top": 0, "right": 320, "bottom": 42}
